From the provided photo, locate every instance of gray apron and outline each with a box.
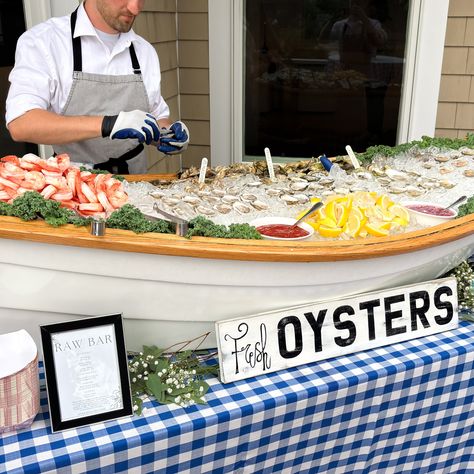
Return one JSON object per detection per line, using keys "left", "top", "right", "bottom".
{"left": 53, "top": 8, "right": 150, "bottom": 174}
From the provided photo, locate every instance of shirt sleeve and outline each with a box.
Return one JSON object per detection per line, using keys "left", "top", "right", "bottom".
{"left": 140, "top": 40, "right": 170, "bottom": 121}
{"left": 5, "top": 30, "right": 57, "bottom": 126}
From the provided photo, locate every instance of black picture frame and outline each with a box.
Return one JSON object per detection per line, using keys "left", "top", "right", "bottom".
{"left": 40, "top": 314, "right": 133, "bottom": 432}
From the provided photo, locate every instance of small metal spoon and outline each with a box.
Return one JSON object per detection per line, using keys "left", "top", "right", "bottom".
{"left": 446, "top": 195, "right": 467, "bottom": 209}
{"left": 291, "top": 201, "right": 323, "bottom": 228}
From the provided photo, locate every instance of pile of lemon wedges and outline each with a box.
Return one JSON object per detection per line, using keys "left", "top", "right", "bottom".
{"left": 297, "top": 191, "right": 410, "bottom": 239}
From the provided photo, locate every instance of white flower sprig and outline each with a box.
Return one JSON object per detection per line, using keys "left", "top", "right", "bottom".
{"left": 446, "top": 260, "right": 474, "bottom": 314}
{"left": 128, "top": 332, "right": 218, "bottom": 414}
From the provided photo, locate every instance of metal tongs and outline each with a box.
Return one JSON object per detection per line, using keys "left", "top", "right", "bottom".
{"left": 152, "top": 202, "right": 189, "bottom": 236}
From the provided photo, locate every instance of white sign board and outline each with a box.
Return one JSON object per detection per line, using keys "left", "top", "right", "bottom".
{"left": 216, "top": 278, "right": 458, "bottom": 383}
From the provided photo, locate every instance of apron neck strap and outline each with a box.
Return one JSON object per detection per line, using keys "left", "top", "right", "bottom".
{"left": 71, "top": 8, "right": 83, "bottom": 72}
{"left": 70, "top": 8, "right": 142, "bottom": 74}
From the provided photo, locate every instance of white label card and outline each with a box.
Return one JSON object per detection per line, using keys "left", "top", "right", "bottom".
{"left": 216, "top": 278, "right": 458, "bottom": 383}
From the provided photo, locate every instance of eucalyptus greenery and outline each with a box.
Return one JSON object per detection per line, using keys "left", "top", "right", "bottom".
{"left": 128, "top": 333, "right": 219, "bottom": 414}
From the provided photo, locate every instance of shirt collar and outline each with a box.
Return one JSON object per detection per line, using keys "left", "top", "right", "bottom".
{"left": 74, "top": 2, "right": 138, "bottom": 47}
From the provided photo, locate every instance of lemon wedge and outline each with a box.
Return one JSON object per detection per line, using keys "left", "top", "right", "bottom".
{"left": 389, "top": 204, "right": 410, "bottom": 223}
{"left": 376, "top": 194, "right": 394, "bottom": 210}
{"left": 319, "top": 216, "right": 338, "bottom": 227}
{"left": 365, "top": 222, "right": 390, "bottom": 237}
{"left": 318, "top": 225, "right": 344, "bottom": 238}
{"left": 344, "top": 213, "right": 364, "bottom": 237}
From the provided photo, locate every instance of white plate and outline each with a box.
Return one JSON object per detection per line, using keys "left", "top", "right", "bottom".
{"left": 400, "top": 200, "right": 457, "bottom": 227}
{"left": 250, "top": 216, "right": 314, "bottom": 241}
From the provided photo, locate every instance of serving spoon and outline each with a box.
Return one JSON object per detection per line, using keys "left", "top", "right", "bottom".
{"left": 446, "top": 195, "right": 467, "bottom": 209}
{"left": 291, "top": 201, "right": 323, "bottom": 228}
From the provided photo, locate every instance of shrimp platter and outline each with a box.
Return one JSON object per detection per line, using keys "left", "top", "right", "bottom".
{"left": 0, "top": 154, "right": 127, "bottom": 218}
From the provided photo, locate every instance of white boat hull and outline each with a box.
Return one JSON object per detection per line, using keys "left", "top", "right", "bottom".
{"left": 1, "top": 230, "right": 473, "bottom": 354}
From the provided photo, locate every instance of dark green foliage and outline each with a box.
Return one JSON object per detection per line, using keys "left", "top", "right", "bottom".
{"left": 354, "top": 134, "right": 474, "bottom": 163}
{"left": 0, "top": 191, "right": 89, "bottom": 227}
{"left": 186, "top": 216, "right": 262, "bottom": 239}
{"left": 457, "top": 196, "right": 474, "bottom": 218}
{"left": 106, "top": 204, "right": 173, "bottom": 234}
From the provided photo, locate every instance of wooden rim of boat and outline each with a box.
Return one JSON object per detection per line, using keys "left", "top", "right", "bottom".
{"left": 0, "top": 173, "right": 471, "bottom": 262}
{"left": 0, "top": 211, "right": 472, "bottom": 263}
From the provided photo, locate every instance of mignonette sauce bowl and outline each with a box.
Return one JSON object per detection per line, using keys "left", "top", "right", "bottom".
{"left": 400, "top": 200, "right": 458, "bottom": 227}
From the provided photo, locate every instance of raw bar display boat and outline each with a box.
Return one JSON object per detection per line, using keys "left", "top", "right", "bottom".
{"left": 0, "top": 203, "right": 473, "bottom": 353}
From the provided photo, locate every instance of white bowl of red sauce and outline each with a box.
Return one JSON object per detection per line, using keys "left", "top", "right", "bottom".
{"left": 250, "top": 216, "right": 314, "bottom": 241}
{"left": 400, "top": 200, "right": 457, "bottom": 227}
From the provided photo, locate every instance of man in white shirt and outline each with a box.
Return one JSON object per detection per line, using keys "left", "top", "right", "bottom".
{"left": 330, "top": 0, "right": 387, "bottom": 77}
{"left": 5, "top": 0, "right": 189, "bottom": 174}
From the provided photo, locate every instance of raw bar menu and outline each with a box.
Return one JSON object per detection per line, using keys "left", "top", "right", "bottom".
{"left": 51, "top": 325, "right": 123, "bottom": 421}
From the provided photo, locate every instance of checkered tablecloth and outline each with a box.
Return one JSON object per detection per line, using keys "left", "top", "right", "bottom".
{"left": 1, "top": 322, "right": 474, "bottom": 474}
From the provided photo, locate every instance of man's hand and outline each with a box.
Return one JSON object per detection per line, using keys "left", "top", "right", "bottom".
{"left": 102, "top": 110, "right": 160, "bottom": 145}
{"left": 158, "top": 121, "right": 190, "bottom": 155}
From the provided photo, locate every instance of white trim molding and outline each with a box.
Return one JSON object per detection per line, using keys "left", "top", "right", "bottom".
{"left": 208, "top": 0, "right": 234, "bottom": 167}
{"left": 398, "top": 0, "right": 450, "bottom": 143}
{"left": 209, "top": 0, "right": 450, "bottom": 164}
{"left": 22, "top": 0, "right": 51, "bottom": 28}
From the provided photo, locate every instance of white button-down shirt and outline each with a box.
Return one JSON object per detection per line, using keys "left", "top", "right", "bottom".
{"left": 6, "top": 3, "right": 170, "bottom": 125}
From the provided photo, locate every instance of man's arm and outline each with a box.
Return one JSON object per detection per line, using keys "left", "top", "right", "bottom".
{"left": 8, "top": 109, "right": 163, "bottom": 146}
{"left": 7, "top": 109, "right": 103, "bottom": 145}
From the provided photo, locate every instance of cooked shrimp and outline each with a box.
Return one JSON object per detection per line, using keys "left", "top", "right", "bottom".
{"left": 108, "top": 190, "right": 128, "bottom": 209}
{"left": 56, "top": 154, "right": 71, "bottom": 173}
{"left": 21, "top": 154, "right": 41, "bottom": 164}
{"left": 38, "top": 157, "right": 60, "bottom": 173}
{"left": 1, "top": 155, "right": 20, "bottom": 165}
{"left": 0, "top": 176, "right": 19, "bottom": 190}
{"left": 59, "top": 200, "right": 78, "bottom": 210}
{"left": 41, "top": 170, "right": 63, "bottom": 177}
{"left": 78, "top": 202, "right": 104, "bottom": 212}
{"left": 74, "top": 171, "right": 88, "bottom": 203}
{"left": 21, "top": 171, "right": 46, "bottom": 191}
{"left": 81, "top": 182, "right": 98, "bottom": 203}
{"left": 44, "top": 175, "right": 67, "bottom": 189}
{"left": 94, "top": 174, "right": 115, "bottom": 214}
{"left": 52, "top": 189, "right": 73, "bottom": 201}
{"left": 0, "top": 162, "right": 26, "bottom": 180}
{"left": 41, "top": 185, "right": 57, "bottom": 200}
{"left": 66, "top": 169, "right": 77, "bottom": 196}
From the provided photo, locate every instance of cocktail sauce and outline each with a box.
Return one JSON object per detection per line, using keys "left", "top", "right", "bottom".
{"left": 405, "top": 204, "right": 454, "bottom": 217}
{"left": 256, "top": 223, "right": 309, "bottom": 239}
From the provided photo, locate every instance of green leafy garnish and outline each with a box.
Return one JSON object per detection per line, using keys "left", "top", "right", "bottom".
{"left": 0, "top": 191, "right": 90, "bottom": 227}
{"left": 458, "top": 196, "right": 474, "bottom": 218}
{"left": 185, "top": 216, "right": 262, "bottom": 239}
{"left": 353, "top": 134, "right": 474, "bottom": 163}
{"left": 106, "top": 204, "right": 173, "bottom": 234}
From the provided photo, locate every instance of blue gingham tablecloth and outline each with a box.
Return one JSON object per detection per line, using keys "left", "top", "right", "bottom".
{"left": 1, "top": 321, "right": 474, "bottom": 474}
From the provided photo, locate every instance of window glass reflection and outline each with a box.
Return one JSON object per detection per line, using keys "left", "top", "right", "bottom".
{"left": 244, "top": 0, "right": 409, "bottom": 160}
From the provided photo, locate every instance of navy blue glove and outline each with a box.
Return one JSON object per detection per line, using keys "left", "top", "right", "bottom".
{"left": 102, "top": 110, "right": 160, "bottom": 145}
{"left": 158, "top": 121, "right": 190, "bottom": 154}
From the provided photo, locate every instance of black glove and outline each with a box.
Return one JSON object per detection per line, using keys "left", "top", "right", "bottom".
{"left": 101, "top": 110, "right": 160, "bottom": 145}
{"left": 158, "top": 121, "right": 190, "bottom": 154}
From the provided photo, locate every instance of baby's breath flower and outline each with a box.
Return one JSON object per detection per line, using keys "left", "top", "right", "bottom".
{"left": 128, "top": 334, "right": 217, "bottom": 414}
